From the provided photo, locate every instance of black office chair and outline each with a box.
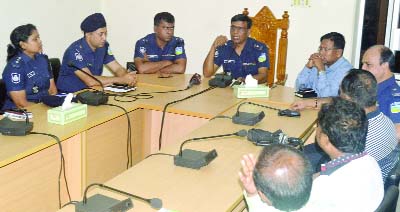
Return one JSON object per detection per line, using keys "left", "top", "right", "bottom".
{"left": 385, "top": 152, "right": 400, "bottom": 190}
{"left": 49, "top": 58, "right": 61, "bottom": 83}
{"left": 0, "top": 79, "right": 6, "bottom": 111}
{"left": 375, "top": 185, "right": 399, "bottom": 212}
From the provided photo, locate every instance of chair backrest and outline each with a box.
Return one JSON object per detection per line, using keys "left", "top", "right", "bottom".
{"left": 375, "top": 185, "right": 399, "bottom": 212}
{"left": 0, "top": 79, "right": 6, "bottom": 110}
{"left": 243, "top": 7, "right": 289, "bottom": 87}
{"left": 49, "top": 58, "right": 61, "bottom": 83}
{"left": 385, "top": 154, "right": 400, "bottom": 190}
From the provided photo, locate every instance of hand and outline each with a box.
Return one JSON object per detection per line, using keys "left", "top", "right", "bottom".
{"left": 212, "top": 35, "right": 228, "bottom": 49}
{"left": 122, "top": 72, "right": 137, "bottom": 87}
{"left": 239, "top": 154, "right": 258, "bottom": 196}
{"left": 310, "top": 53, "right": 325, "bottom": 71}
{"left": 290, "top": 99, "right": 313, "bottom": 110}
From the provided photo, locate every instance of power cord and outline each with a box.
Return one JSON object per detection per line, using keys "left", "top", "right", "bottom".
{"left": 158, "top": 86, "right": 216, "bottom": 150}
{"left": 103, "top": 104, "right": 134, "bottom": 169}
{"left": 29, "top": 132, "right": 71, "bottom": 209}
{"left": 107, "top": 86, "right": 191, "bottom": 103}
{"left": 145, "top": 153, "right": 175, "bottom": 159}
{"left": 236, "top": 101, "right": 280, "bottom": 113}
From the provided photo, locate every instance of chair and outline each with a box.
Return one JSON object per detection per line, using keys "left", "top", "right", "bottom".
{"left": 375, "top": 185, "right": 399, "bottom": 212}
{"left": 49, "top": 58, "right": 61, "bottom": 83}
{"left": 385, "top": 155, "right": 400, "bottom": 190}
{"left": 242, "top": 7, "right": 289, "bottom": 87}
{"left": 0, "top": 79, "right": 6, "bottom": 110}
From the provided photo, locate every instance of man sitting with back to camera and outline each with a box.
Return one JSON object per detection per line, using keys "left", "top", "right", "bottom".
{"left": 241, "top": 98, "right": 384, "bottom": 211}
{"left": 295, "top": 32, "right": 352, "bottom": 97}
{"left": 203, "top": 14, "right": 269, "bottom": 84}
{"left": 133, "top": 12, "right": 186, "bottom": 77}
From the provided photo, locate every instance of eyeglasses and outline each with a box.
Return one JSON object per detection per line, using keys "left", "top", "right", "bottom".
{"left": 318, "top": 47, "right": 337, "bottom": 52}
{"left": 230, "top": 25, "right": 248, "bottom": 33}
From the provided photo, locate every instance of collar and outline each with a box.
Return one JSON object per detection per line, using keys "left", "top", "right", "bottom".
{"left": 148, "top": 33, "right": 174, "bottom": 50}
{"left": 19, "top": 52, "right": 35, "bottom": 63}
{"left": 80, "top": 37, "right": 95, "bottom": 54}
{"left": 366, "top": 108, "right": 380, "bottom": 119}
{"left": 325, "top": 57, "right": 345, "bottom": 72}
{"left": 378, "top": 75, "right": 396, "bottom": 96}
{"left": 226, "top": 37, "right": 254, "bottom": 54}
{"left": 320, "top": 152, "right": 367, "bottom": 176}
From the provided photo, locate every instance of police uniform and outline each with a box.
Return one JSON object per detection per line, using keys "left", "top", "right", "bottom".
{"left": 2, "top": 52, "right": 53, "bottom": 110}
{"left": 57, "top": 38, "right": 115, "bottom": 93}
{"left": 377, "top": 76, "right": 400, "bottom": 124}
{"left": 134, "top": 33, "right": 186, "bottom": 62}
{"left": 214, "top": 37, "right": 269, "bottom": 79}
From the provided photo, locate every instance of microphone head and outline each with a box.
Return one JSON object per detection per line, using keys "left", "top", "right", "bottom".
{"left": 149, "top": 198, "right": 163, "bottom": 209}
{"left": 189, "top": 73, "right": 201, "bottom": 87}
{"left": 236, "top": 129, "right": 247, "bottom": 137}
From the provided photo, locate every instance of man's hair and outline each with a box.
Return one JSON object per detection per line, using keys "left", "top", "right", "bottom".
{"left": 340, "top": 68, "right": 377, "bottom": 108}
{"left": 154, "top": 12, "right": 175, "bottom": 26}
{"left": 318, "top": 97, "right": 367, "bottom": 153}
{"left": 231, "top": 14, "right": 252, "bottom": 29}
{"left": 320, "top": 32, "right": 345, "bottom": 50}
{"left": 377, "top": 45, "right": 395, "bottom": 72}
{"left": 253, "top": 144, "right": 313, "bottom": 211}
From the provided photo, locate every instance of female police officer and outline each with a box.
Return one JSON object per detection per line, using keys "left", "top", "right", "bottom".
{"left": 2, "top": 24, "right": 57, "bottom": 110}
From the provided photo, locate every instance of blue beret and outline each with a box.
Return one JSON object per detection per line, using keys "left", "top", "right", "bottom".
{"left": 80, "top": 13, "right": 107, "bottom": 33}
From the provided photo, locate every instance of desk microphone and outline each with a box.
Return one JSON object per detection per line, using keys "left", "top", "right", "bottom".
{"left": 174, "top": 130, "right": 247, "bottom": 169}
{"left": 68, "top": 61, "right": 108, "bottom": 106}
{"left": 0, "top": 109, "right": 33, "bottom": 136}
{"left": 77, "top": 183, "right": 163, "bottom": 211}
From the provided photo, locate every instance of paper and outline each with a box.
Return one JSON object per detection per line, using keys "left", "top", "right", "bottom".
{"left": 244, "top": 74, "right": 258, "bottom": 87}
{"left": 61, "top": 93, "right": 74, "bottom": 111}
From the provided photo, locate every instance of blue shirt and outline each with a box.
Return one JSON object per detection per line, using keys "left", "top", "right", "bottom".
{"left": 377, "top": 75, "right": 400, "bottom": 124}
{"left": 2, "top": 52, "right": 53, "bottom": 110}
{"left": 214, "top": 38, "right": 269, "bottom": 79}
{"left": 134, "top": 33, "right": 186, "bottom": 62}
{"left": 295, "top": 57, "right": 353, "bottom": 97}
{"left": 57, "top": 37, "right": 115, "bottom": 93}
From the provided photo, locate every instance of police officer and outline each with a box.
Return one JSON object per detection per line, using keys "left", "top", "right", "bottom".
{"left": 361, "top": 45, "right": 400, "bottom": 138}
{"left": 133, "top": 12, "right": 186, "bottom": 77}
{"left": 57, "top": 13, "right": 137, "bottom": 93}
{"left": 2, "top": 24, "right": 57, "bottom": 110}
{"left": 203, "top": 14, "right": 269, "bottom": 84}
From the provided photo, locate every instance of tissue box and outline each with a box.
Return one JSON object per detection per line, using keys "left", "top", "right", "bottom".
{"left": 234, "top": 85, "right": 269, "bottom": 98}
{"left": 47, "top": 103, "right": 87, "bottom": 125}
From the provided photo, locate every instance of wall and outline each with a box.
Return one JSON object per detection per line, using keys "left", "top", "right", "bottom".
{"left": 102, "top": 0, "right": 360, "bottom": 87}
{"left": 0, "top": 0, "right": 360, "bottom": 88}
{"left": 0, "top": 0, "right": 101, "bottom": 76}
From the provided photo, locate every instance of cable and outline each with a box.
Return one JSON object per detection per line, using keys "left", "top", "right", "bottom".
{"left": 209, "top": 115, "right": 232, "bottom": 121}
{"left": 236, "top": 101, "right": 281, "bottom": 113}
{"left": 108, "top": 86, "right": 191, "bottom": 103}
{"left": 145, "top": 153, "right": 175, "bottom": 159}
{"left": 29, "top": 132, "right": 71, "bottom": 209}
{"left": 158, "top": 86, "right": 216, "bottom": 150}
{"left": 61, "top": 201, "right": 79, "bottom": 208}
{"left": 103, "top": 104, "right": 133, "bottom": 169}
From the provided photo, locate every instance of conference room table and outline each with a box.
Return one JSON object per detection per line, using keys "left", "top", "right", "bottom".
{"left": 0, "top": 74, "right": 317, "bottom": 212}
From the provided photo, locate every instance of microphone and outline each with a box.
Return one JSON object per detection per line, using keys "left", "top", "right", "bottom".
{"left": 0, "top": 109, "right": 33, "bottom": 136}
{"left": 78, "top": 183, "right": 163, "bottom": 211}
{"left": 68, "top": 61, "right": 108, "bottom": 106}
{"left": 174, "top": 130, "right": 247, "bottom": 169}
{"left": 188, "top": 73, "right": 201, "bottom": 88}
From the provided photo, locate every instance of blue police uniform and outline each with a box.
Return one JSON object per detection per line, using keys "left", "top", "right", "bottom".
{"left": 214, "top": 37, "right": 269, "bottom": 79}
{"left": 377, "top": 76, "right": 400, "bottom": 124}
{"left": 2, "top": 52, "right": 53, "bottom": 110}
{"left": 57, "top": 37, "right": 115, "bottom": 93}
{"left": 134, "top": 33, "right": 186, "bottom": 62}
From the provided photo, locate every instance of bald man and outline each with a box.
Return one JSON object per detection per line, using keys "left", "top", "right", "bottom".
{"left": 361, "top": 45, "right": 400, "bottom": 139}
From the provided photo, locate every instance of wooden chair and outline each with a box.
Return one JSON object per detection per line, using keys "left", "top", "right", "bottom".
{"left": 243, "top": 7, "right": 289, "bottom": 87}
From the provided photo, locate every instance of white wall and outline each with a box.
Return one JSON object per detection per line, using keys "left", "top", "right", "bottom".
{"left": 0, "top": 0, "right": 101, "bottom": 76}
{"left": 0, "top": 0, "right": 360, "bottom": 88}
{"left": 102, "top": 0, "right": 359, "bottom": 87}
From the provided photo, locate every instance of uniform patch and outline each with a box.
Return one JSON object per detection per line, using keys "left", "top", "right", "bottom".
{"left": 27, "top": 71, "right": 36, "bottom": 78}
{"left": 214, "top": 50, "right": 219, "bottom": 58}
{"left": 107, "top": 47, "right": 113, "bottom": 55}
{"left": 75, "top": 52, "right": 83, "bottom": 61}
{"left": 139, "top": 47, "right": 146, "bottom": 55}
{"left": 258, "top": 53, "right": 267, "bottom": 62}
{"left": 223, "top": 59, "right": 235, "bottom": 63}
{"left": 175, "top": 47, "right": 183, "bottom": 55}
{"left": 11, "top": 73, "right": 20, "bottom": 84}
{"left": 391, "top": 102, "right": 400, "bottom": 113}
